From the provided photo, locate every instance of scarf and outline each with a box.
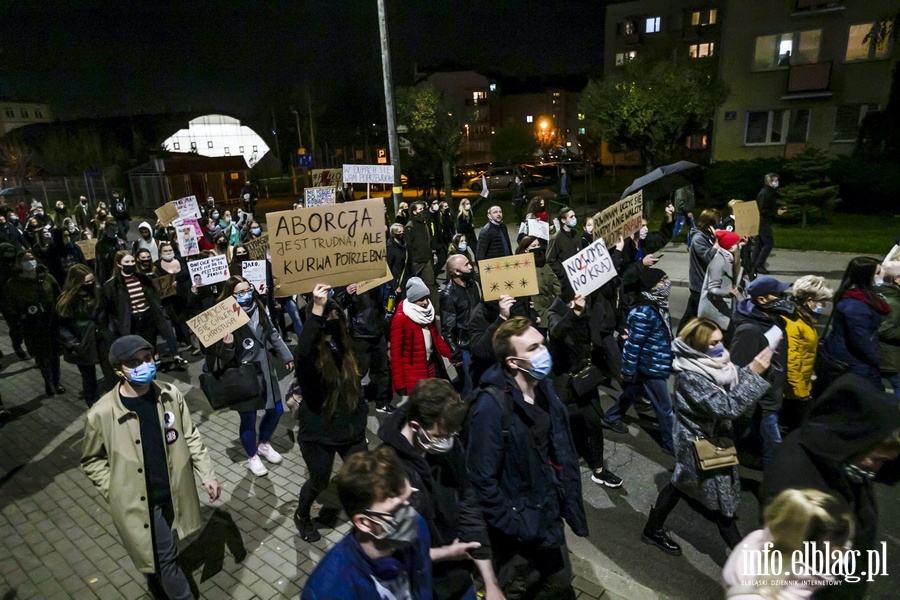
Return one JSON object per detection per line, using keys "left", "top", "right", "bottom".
{"left": 717, "top": 247, "right": 734, "bottom": 265}
{"left": 641, "top": 287, "right": 672, "bottom": 338}
{"left": 843, "top": 287, "right": 890, "bottom": 315}
{"left": 671, "top": 338, "right": 739, "bottom": 390}
{"left": 402, "top": 299, "right": 434, "bottom": 325}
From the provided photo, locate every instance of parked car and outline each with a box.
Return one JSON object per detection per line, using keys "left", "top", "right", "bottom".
{"left": 526, "top": 163, "right": 560, "bottom": 187}
{"left": 466, "top": 165, "right": 524, "bottom": 191}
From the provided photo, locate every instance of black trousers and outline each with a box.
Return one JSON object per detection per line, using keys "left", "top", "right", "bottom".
{"left": 489, "top": 528, "right": 575, "bottom": 600}
{"left": 678, "top": 290, "right": 701, "bottom": 333}
{"left": 354, "top": 336, "right": 392, "bottom": 405}
{"left": 650, "top": 482, "right": 742, "bottom": 548}
{"left": 296, "top": 438, "right": 368, "bottom": 519}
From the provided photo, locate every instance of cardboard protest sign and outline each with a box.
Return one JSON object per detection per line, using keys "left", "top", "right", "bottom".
{"left": 173, "top": 195, "right": 201, "bottom": 219}
{"left": 304, "top": 186, "right": 337, "bottom": 207}
{"left": 242, "top": 260, "right": 268, "bottom": 294}
{"left": 155, "top": 203, "right": 180, "bottom": 226}
{"left": 187, "top": 255, "right": 230, "bottom": 286}
{"left": 732, "top": 200, "right": 760, "bottom": 237}
{"left": 593, "top": 204, "right": 620, "bottom": 247}
{"left": 266, "top": 199, "right": 387, "bottom": 296}
{"left": 77, "top": 239, "right": 96, "bottom": 261}
{"left": 562, "top": 238, "right": 616, "bottom": 297}
{"left": 176, "top": 222, "right": 200, "bottom": 257}
{"left": 311, "top": 168, "right": 343, "bottom": 188}
{"left": 355, "top": 265, "right": 393, "bottom": 294}
{"left": 153, "top": 273, "right": 177, "bottom": 299}
{"left": 478, "top": 254, "right": 540, "bottom": 301}
{"left": 187, "top": 297, "right": 250, "bottom": 348}
{"left": 342, "top": 164, "right": 394, "bottom": 184}
{"left": 526, "top": 219, "right": 550, "bottom": 240}
{"left": 619, "top": 190, "right": 644, "bottom": 240}
{"left": 243, "top": 234, "right": 269, "bottom": 261}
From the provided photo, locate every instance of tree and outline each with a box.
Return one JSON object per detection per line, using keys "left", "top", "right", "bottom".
{"left": 0, "top": 139, "right": 39, "bottom": 181}
{"left": 580, "top": 58, "right": 728, "bottom": 169}
{"left": 395, "top": 85, "right": 465, "bottom": 201}
{"left": 778, "top": 148, "right": 838, "bottom": 229}
{"left": 491, "top": 122, "right": 538, "bottom": 165}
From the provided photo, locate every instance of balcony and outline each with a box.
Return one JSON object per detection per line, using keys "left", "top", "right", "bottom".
{"left": 621, "top": 32, "right": 642, "bottom": 46}
{"left": 783, "top": 62, "right": 833, "bottom": 99}
{"left": 793, "top": 0, "right": 844, "bottom": 16}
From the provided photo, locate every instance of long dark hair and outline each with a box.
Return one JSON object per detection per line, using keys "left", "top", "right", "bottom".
{"left": 306, "top": 299, "right": 361, "bottom": 417}
{"left": 57, "top": 264, "right": 97, "bottom": 318}
{"left": 834, "top": 256, "right": 881, "bottom": 305}
{"left": 216, "top": 275, "right": 273, "bottom": 328}
{"left": 526, "top": 196, "right": 544, "bottom": 216}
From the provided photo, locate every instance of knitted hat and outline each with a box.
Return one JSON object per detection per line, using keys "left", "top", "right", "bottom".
{"left": 639, "top": 268, "right": 667, "bottom": 291}
{"left": 715, "top": 229, "right": 741, "bottom": 251}
{"left": 405, "top": 277, "right": 430, "bottom": 302}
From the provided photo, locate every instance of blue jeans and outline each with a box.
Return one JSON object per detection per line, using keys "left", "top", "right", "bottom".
{"left": 604, "top": 376, "right": 674, "bottom": 450}
{"left": 459, "top": 349, "right": 473, "bottom": 396}
{"left": 760, "top": 410, "right": 782, "bottom": 467}
{"left": 238, "top": 402, "right": 283, "bottom": 457}
{"left": 282, "top": 297, "right": 304, "bottom": 336}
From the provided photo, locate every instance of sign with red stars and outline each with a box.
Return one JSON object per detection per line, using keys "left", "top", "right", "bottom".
{"left": 478, "top": 253, "right": 540, "bottom": 301}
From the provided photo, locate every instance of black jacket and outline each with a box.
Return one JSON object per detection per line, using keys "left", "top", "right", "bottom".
{"left": 467, "top": 299, "right": 532, "bottom": 382}
{"left": 110, "top": 196, "right": 129, "bottom": 220}
{"left": 546, "top": 228, "right": 581, "bottom": 283}
{"left": 0, "top": 223, "right": 28, "bottom": 251}
{"left": 439, "top": 278, "right": 481, "bottom": 359}
{"left": 4, "top": 266, "right": 61, "bottom": 361}
{"left": 465, "top": 365, "right": 588, "bottom": 548}
{"left": 404, "top": 216, "right": 433, "bottom": 264}
{"left": 386, "top": 237, "right": 409, "bottom": 291}
{"left": 475, "top": 222, "right": 512, "bottom": 261}
{"left": 762, "top": 374, "right": 900, "bottom": 600}
{"left": 756, "top": 185, "right": 778, "bottom": 221}
{"left": 95, "top": 235, "right": 126, "bottom": 284}
{"left": 728, "top": 298, "right": 791, "bottom": 413}
{"left": 293, "top": 313, "right": 368, "bottom": 445}
{"left": 334, "top": 286, "right": 385, "bottom": 339}
{"left": 546, "top": 297, "right": 592, "bottom": 376}
{"left": 100, "top": 273, "right": 168, "bottom": 337}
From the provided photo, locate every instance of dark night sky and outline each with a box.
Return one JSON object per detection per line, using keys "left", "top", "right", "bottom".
{"left": 0, "top": 1, "right": 612, "bottom": 122}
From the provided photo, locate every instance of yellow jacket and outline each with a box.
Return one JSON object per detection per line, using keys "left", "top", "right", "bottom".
{"left": 781, "top": 309, "right": 818, "bottom": 399}
{"left": 81, "top": 380, "right": 216, "bottom": 573}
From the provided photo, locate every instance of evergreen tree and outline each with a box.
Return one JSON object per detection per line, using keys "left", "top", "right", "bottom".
{"left": 778, "top": 148, "right": 838, "bottom": 229}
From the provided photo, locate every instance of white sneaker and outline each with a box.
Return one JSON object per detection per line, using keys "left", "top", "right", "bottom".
{"left": 257, "top": 443, "right": 283, "bottom": 464}
{"left": 248, "top": 455, "right": 268, "bottom": 476}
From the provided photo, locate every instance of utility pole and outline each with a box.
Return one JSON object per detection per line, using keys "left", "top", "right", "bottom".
{"left": 290, "top": 107, "right": 304, "bottom": 151}
{"left": 306, "top": 82, "right": 316, "bottom": 167}
{"left": 377, "top": 0, "right": 402, "bottom": 215}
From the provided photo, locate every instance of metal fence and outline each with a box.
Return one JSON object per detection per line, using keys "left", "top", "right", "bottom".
{"left": 3, "top": 174, "right": 111, "bottom": 208}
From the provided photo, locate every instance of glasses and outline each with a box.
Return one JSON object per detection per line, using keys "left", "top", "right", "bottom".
{"left": 123, "top": 357, "right": 153, "bottom": 369}
{"left": 363, "top": 503, "right": 408, "bottom": 523}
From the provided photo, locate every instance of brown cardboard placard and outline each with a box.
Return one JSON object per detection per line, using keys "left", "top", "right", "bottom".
{"left": 153, "top": 273, "right": 177, "bottom": 299}
{"left": 243, "top": 234, "right": 269, "bottom": 261}
{"left": 187, "top": 297, "right": 250, "bottom": 348}
{"left": 732, "top": 200, "right": 760, "bottom": 238}
{"left": 355, "top": 265, "right": 393, "bottom": 294}
{"left": 155, "top": 202, "right": 180, "bottom": 226}
{"left": 266, "top": 199, "right": 386, "bottom": 296}
{"left": 77, "top": 239, "right": 96, "bottom": 261}
{"left": 619, "top": 190, "right": 644, "bottom": 240}
{"left": 478, "top": 254, "right": 539, "bottom": 301}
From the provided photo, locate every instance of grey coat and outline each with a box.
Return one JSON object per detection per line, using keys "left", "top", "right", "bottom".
{"left": 698, "top": 251, "right": 736, "bottom": 331}
{"left": 671, "top": 365, "right": 769, "bottom": 517}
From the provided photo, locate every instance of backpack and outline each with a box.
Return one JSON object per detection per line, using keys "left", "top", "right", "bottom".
{"left": 462, "top": 383, "right": 513, "bottom": 445}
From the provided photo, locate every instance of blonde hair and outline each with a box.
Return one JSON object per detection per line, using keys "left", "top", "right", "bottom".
{"left": 791, "top": 275, "right": 833, "bottom": 302}
{"left": 765, "top": 488, "right": 854, "bottom": 559}
{"left": 678, "top": 317, "right": 721, "bottom": 353}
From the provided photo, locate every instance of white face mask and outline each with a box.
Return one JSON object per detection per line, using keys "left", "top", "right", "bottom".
{"left": 585, "top": 223, "right": 594, "bottom": 233}
{"left": 639, "top": 226, "right": 649, "bottom": 240}
{"left": 567, "top": 217, "right": 577, "bottom": 229}
{"left": 417, "top": 428, "right": 455, "bottom": 454}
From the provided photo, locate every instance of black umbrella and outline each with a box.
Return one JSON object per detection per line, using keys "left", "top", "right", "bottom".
{"left": 620, "top": 161, "right": 703, "bottom": 201}
{"left": 0, "top": 186, "right": 29, "bottom": 196}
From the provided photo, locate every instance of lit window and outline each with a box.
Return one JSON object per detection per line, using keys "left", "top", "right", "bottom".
{"left": 685, "top": 134, "right": 708, "bottom": 149}
{"left": 691, "top": 9, "right": 716, "bottom": 26}
{"left": 646, "top": 17, "right": 660, "bottom": 33}
{"left": 473, "top": 91, "right": 486, "bottom": 100}
{"left": 173, "top": 142, "right": 180, "bottom": 150}
{"left": 253, "top": 145, "right": 258, "bottom": 151}
{"left": 833, "top": 104, "right": 875, "bottom": 142}
{"left": 207, "top": 141, "right": 214, "bottom": 148}
{"left": 526, "top": 115, "right": 533, "bottom": 123}
{"left": 5, "top": 108, "right": 14, "bottom": 118}
{"left": 846, "top": 22, "right": 893, "bottom": 62}
{"left": 566, "top": 141, "right": 572, "bottom": 147}
{"left": 552, "top": 92, "right": 561, "bottom": 97}
{"left": 754, "top": 30, "right": 821, "bottom": 70}
{"left": 489, "top": 83, "right": 496, "bottom": 92}
{"left": 34, "top": 109, "right": 44, "bottom": 118}
{"left": 745, "top": 109, "right": 810, "bottom": 145}
{"left": 20, "top": 108, "right": 28, "bottom": 118}
{"left": 577, "top": 113, "right": 585, "bottom": 121}
{"left": 578, "top": 127, "right": 586, "bottom": 135}
{"left": 689, "top": 43, "right": 715, "bottom": 58}
{"left": 615, "top": 51, "right": 637, "bottom": 66}
{"left": 619, "top": 20, "right": 639, "bottom": 35}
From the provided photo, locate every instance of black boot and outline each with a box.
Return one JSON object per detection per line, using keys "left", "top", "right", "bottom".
{"left": 293, "top": 508, "right": 321, "bottom": 542}
{"left": 641, "top": 507, "right": 682, "bottom": 556}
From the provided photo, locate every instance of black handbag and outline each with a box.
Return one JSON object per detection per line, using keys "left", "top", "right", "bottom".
{"left": 814, "top": 310, "right": 850, "bottom": 392}
{"left": 569, "top": 363, "right": 605, "bottom": 398}
{"left": 199, "top": 358, "right": 262, "bottom": 410}
{"left": 64, "top": 323, "right": 99, "bottom": 366}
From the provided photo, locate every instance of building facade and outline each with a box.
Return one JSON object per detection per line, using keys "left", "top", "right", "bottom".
{"left": 419, "top": 71, "right": 496, "bottom": 164}
{"left": 499, "top": 81, "right": 584, "bottom": 157}
{"left": 0, "top": 100, "right": 53, "bottom": 136}
{"left": 712, "top": 0, "right": 897, "bottom": 161}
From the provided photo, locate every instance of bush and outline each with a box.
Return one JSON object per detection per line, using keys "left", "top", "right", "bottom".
{"left": 829, "top": 155, "right": 900, "bottom": 215}
{"left": 704, "top": 157, "right": 785, "bottom": 206}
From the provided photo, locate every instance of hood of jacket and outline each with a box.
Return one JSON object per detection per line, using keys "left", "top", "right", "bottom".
{"left": 733, "top": 297, "right": 785, "bottom": 324}
{"left": 138, "top": 220, "right": 153, "bottom": 233}
{"left": 378, "top": 406, "right": 430, "bottom": 478}
{"left": 799, "top": 374, "right": 900, "bottom": 462}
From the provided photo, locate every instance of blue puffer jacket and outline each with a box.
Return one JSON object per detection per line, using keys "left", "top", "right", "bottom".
{"left": 622, "top": 304, "right": 672, "bottom": 379}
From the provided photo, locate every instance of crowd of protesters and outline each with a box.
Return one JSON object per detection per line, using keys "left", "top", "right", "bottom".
{"left": 1, "top": 172, "right": 898, "bottom": 600}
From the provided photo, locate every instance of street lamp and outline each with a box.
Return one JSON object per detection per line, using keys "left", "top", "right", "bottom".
{"left": 290, "top": 107, "right": 304, "bottom": 153}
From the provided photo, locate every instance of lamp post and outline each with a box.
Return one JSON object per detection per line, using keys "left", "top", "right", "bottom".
{"left": 377, "top": 0, "right": 403, "bottom": 215}
{"left": 290, "top": 108, "right": 304, "bottom": 152}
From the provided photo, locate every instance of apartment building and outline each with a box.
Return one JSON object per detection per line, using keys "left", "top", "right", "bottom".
{"left": 0, "top": 100, "right": 53, "bottom": 135}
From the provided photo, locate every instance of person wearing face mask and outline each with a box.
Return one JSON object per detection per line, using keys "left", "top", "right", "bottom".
{"left": 293, "top": 283, "right": 369, "bottom": 542}
{"left": 52, "top": 200, "right": 69, "bottom": 229}
{"left": 455, "top": 199, "right": 476, "bottom": 255}
{"left": 762, "top": 374, "right": 900, "bottom": 600}
{"left": 391, "top": 277, "right": 454, "bottom": 400}
{"left": 641, "top": 318, "right": 771, "bottom": 556}
{"left": 601, "top": 268, "right": 677, "bottom": 454}
{"left": 751, "top": 173, "right": 786, "bottom": 277}
{"left": 378, "top": 378, "right": 504, "bottom": 600}
{"left": 385, "top": 223, "right": 409, "bottom": 297}
{"left": 155, "top": 242, "right": 199, "bottom": 356}
{"left": 109, "top": 190, "right": 131, "bottom": 240}
{"left": 101, "top": 251, "right": 189, "bottom": 368}
{"left": 228, "top": 245, "right": 249, "bottom": 276}
{"left": 242, "top": 221, "right": 263, "bottom": 243}
{"left": 729, "top": 275, "right": 794, "bottom": 467}
{"left": 74, "top": 195, "right": 92, "bottom": 232}
{"left": 44, "top": 227, "right": 87, "bottom": 286}
{"left": 302, "top": 447, "right": 432, "bottom": 599}
{"left": 15, "top": 200, "right": 28, "bottom": 223}
{"left": 206, "top": 277, "right": 293, "bottom": 477}
{"left": 780, "top": 275, "right": 833, "bottom": 429}
{"left": 4, "top": 250, "right": 63, "bottom": 395}
{"left": 466, "top": 316, "right": 588, "bottom": 599}
{"left": 81, "top": 335, "right": 220, "bottom": 600}
{"left": 95, "top": 216, "right": 126, "bottom": 283}
{"left": 219, "top": 210, "right": 241, "bottom": 246}
{"left": 404, "top": 201, "right": 439, "bottom": 304}
{"left": 0, "top": 212, "right": 29, "bottom": 251}
{"left": 427, "top": 199, "right": 450, "bottom": 275}
{"left": 581, "top": 216, "right": 596, "bottom": 249}
{"left": 91, "top": 209, "right": 109, "bottom": 238}
{"left": 440, "top": 255, "right": 481, "bottom": 396}
{"left": 57, "top": 264, "right": 105, "bottom": 406}
{"left": 475, "top": 205, "right": 512, "bottom": 262}
{"left": 546, "top": 207, "right": 582, "bottom": 295}
{"left": 0, "top": 243, "right": 28, "bottom": 359}
{"left": 29, "top": 202, "right": 52, "bottom": 228}
{"left": 698, "top": 230, "right": 742, "bottom": 337}
{"left": 131, "top": 222, "right": 160, "bottom": 262}
{"left": 394, "top": 201, "right": 409, "bottom": 226}
{"left": 617, "top": 204, "right": 675, "bottom": 281}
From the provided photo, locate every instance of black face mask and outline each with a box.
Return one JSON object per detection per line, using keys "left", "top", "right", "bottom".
{"left": 121, "top": 265, "right": 135, "bottom": 276}
{"left": 139, "top": 260, "right": 152, "bottom": 270}
{"left": 460, "top": 271, "right": 476, "bottom": 282}
{"left": 324, "top": 320, "right": 342, "bottom": 336}
{"left": 81, "top": 283, "right": 95, "bottom": 295}
{"left": 234, "top": 254, "right": 247, "bottom": 261}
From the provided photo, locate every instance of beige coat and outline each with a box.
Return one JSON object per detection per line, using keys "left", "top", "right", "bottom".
{"left": 81, "top": 380, "right": 216, "bottom": 573}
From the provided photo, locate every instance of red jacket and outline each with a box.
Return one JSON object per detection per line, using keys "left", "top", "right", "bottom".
{"left": 390, "top": 300, "right": 452, "bottom": 393}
